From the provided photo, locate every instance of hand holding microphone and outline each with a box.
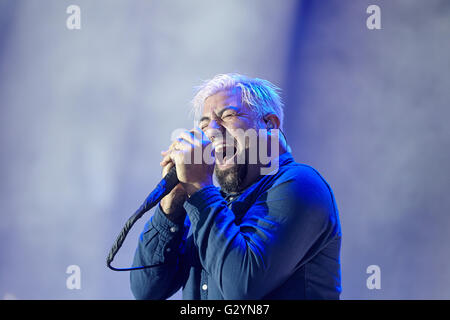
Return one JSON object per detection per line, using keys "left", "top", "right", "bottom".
{"left": 159, "top": 148, "right": 187, "bottom": 222}
{"left": 160, "top": 127, "right": 215, "bottom": 197}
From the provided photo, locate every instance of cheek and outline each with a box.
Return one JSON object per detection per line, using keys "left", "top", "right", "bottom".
{"left": 223, "top": 117, "right": 262, "bottom": 148}
{"left": 225, "top": 129, "right": 252, "bottom": 151}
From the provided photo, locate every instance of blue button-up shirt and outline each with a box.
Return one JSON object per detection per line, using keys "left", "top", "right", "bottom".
{"left": 130, "top": 152, "right": 342, "bottom": 299}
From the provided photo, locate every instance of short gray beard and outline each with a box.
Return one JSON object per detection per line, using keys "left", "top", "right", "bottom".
{"left": 214, "top": 163, "right": 248, "bottom": 194}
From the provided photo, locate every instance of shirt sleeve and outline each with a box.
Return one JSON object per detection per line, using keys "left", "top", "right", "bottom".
{"left": 183, "top": 169, "right": 340, "bottom": 300}
{"left": 130, "top": 204, "right": 189, "bottom": 300}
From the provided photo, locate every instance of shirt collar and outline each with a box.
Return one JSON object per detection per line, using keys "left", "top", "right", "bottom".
{"left": 277, "top": 151, "right": 295, "bottom": 167}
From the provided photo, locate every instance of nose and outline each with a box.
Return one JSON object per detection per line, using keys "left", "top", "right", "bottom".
{"left": 205, "top": 119, "right": 224, "bottom": 143}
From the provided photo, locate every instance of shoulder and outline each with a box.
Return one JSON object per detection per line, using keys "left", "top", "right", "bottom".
{"left": 259, "top": 160, "right": 339, "bottom": 225}
{"left": 264, "top": 160, "right": 333, "bottom": 201}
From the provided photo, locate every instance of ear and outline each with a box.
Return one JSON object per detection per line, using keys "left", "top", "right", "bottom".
{"left": 263, "top": 114, "right": 280, "bottom": 129}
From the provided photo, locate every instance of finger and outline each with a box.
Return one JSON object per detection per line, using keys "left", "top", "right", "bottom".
{"left": 162, "top": 160, "right": 175, "bottom": 176}
{"left": 190, "top": 127, "right": 205, "bottom": 142}
{"left": 179, "top": 129, "right": 209, "bottom": 148}
{"left": 160, "top": 153, "right": 172, "bottom": 166}
{"left": 192, "top": 127, "right": 212, "bottom": 145}
{"left": 174, "top": 129, "right": 210, "bottom": 154}
{"left": 171, "top": 138, "right": 191, "bottom": 151}
{"left": 161, "top": 138, "right": 184, "bottom": 157}
{"left": 196, "top": 128, "right": 213, "bottom": 153}
{"left": 177, "top": 131, "right": 199, "bottom": 147}
{"left": 192, "top": 126, "right": 204, "bottom": 137}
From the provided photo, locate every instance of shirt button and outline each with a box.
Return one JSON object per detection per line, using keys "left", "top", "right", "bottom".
{"left": 201, "top": 284, "right": 208, "bottom": 291}
{"left": 169, "top": 226, "right": 178, "bottom": 233}
{"left": 166, "top": 248, "right": 171, "bottom": 252}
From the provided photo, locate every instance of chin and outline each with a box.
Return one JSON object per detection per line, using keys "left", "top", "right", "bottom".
{"left": 214, "top": 163, "right": 247, "bottom": 194}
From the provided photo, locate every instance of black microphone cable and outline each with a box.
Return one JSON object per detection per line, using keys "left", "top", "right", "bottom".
{"left": 106, "top": 166, "right": 179, "bottom": 271}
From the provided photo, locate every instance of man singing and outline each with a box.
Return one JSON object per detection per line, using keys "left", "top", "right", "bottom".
{"left": 130, "top": 73, "right": 342, "bottom": 299}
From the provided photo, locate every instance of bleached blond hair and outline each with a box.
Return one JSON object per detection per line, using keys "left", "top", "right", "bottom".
{"left": 191, "top": 73, "right": 285, "bottom": 129}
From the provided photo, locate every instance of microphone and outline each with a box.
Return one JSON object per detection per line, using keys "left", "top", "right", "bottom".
{"left": 106, "top": 165, "right": 179, "bottom": 271}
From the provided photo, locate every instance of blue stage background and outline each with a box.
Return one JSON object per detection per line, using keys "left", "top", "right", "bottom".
{"left": 0, "top": 0, "right": 449, "bottom": 299}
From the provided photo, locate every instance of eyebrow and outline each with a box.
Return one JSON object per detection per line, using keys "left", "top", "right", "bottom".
{"left": 199, "top": 106, "right": 239, "bottom": 124}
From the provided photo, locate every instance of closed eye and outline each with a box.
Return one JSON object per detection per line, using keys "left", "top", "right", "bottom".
{"left": 221, "top": 111, "right": 237, "bottom": 120}
{"left": 199, "top": 106, "right": 239, "bottom": 130}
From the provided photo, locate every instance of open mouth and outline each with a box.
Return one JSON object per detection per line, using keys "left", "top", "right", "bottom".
{"left": 215, "top": 144, "right": 238, "bottom": 166}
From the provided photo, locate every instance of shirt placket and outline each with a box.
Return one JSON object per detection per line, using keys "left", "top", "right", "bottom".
{"left": 198, "top": 193, "right": 239, "bottom": 299}
{"left": 200, "top": 269, "right": 208, "bottom": 299}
